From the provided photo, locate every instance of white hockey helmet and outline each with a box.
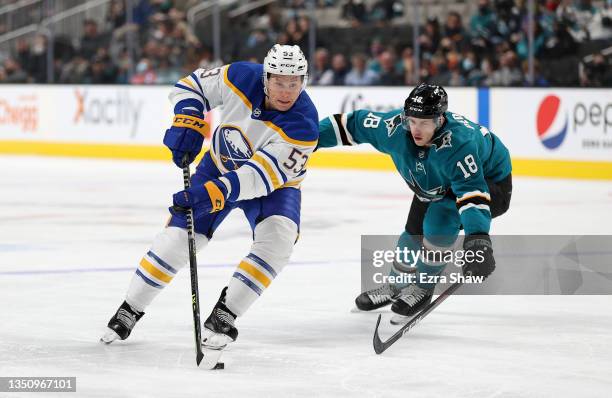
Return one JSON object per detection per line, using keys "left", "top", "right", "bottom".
{"left": 263, "top": 44, "right": 309, "bottom": 94}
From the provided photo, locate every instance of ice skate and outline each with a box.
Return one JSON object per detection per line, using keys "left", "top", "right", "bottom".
{"left": 201, "top": 287, "right": 238, "bottom": 369}
{"left": 390, "top": 284, "right": 433, "bottom": 325}
{"left": 100, "top": 301, "right": 144, "bottom": 344}
{"left": 354, "top": 283, "right": 401, "bottom": 311}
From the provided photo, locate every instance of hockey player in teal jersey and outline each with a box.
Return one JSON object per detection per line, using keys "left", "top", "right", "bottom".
{"left": 318, "top": 83, "right": 512, "bottom": 323}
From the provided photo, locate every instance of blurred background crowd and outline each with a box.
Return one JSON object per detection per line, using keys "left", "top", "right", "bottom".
{"left": 0, "top": 0, "right": 610, "bottom": 87}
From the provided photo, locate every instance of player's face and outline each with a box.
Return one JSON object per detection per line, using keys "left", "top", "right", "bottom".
{"left": 407, "top": 117, "right": 436, "bottom": 146}
{"left": 266, "top": 75, "right": 302, "bottom": 111}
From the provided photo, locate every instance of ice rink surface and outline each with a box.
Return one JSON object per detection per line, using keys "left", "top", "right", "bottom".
{"left": 1, "top": 156, "right": 611, "bottom": 398}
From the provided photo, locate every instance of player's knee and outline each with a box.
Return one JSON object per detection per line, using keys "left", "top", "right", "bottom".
{"left": 149, "top": 226, "right": 208, "bottom": 271}
{"left": 251, "top": 216, "right": 298, "bottom": 266}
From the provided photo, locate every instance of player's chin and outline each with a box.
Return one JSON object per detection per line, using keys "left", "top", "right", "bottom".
{"left": 276, "top": 100, "right": 293, "bottom": 111}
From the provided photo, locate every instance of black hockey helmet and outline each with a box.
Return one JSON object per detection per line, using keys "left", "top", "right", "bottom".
{"left": 402, "top": 83, "right": 448, "bottom": 120}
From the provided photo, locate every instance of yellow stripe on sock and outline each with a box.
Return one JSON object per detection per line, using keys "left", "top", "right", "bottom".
{"left": 237, "top": 260, "right": 271, "bottom": 288}
{"left": 139, "top": 257, "right": 173, "bottom": 284}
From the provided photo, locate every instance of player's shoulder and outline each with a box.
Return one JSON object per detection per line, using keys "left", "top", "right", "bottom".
{"left": 443, "top": 111, "right": 482, "bottom": 136}
{"left": 430, "top": 113, "right": 480, "bottom": 158}
{"left": 270, "top": 93, "right": 319, "bottom": 146}
{"left": 224, "top": 62, "right": 264, "bottom": 107}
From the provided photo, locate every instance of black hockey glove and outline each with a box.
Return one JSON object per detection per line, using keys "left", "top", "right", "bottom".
{"left": 462, "top": 234, "right": 495, "bottom": 279}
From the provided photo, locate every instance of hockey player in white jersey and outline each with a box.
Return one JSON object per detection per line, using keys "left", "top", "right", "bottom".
{"left": 101, "top": 45, "right": 319, "bottom": 358}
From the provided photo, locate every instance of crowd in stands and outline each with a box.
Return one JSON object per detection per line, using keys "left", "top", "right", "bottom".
{"left": 0, "top": 0, "right": 610, "bottom": 87}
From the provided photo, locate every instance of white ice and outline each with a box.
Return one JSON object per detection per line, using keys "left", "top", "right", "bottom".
{"left": 1, "top": 156, "right": 611, "bottom": 398}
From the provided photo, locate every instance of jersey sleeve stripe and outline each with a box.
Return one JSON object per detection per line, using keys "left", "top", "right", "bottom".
{"left": 328, "top": 116, "right": 344, "bottom": 146}
{"left": 332, "top": 114, "right": 353, "bottom": 146}
{"left": 186, "top": 73, "right": 211, "bottom": 111}
{"left": 173, "top": 83, "right": 209, "bottom": 108}
{"left": 456, "top": 191, "right": 491, "bottom": 203}
{"left": 258, "top": 149, "right": 288, "bottom": 183}
{"left": 174, "top": 98, "right": 205, "bottom": 114}
{"left": 458, "top": 203, "right": 491, "bottom": 215}
{"left": 180, "top": 77, "right": 196, "bottom": 91}
{"left": 341, "top": 113, "right": 355, "bottom": 144}
{"left": 257, "top": 150, "right": 288, "bottom": 183}
{"left": 244, "top": 162, "right": 272, "bottom": 194}
{"left": 190, "top": 72, "right": 204, "bottom": 95}
{"left": 251, "top": 154, "right": 281, "bottom": 189}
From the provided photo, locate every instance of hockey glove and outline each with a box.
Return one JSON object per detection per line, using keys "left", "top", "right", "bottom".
{"left": 172, "top": 179, "right": 228, "bottom": 217}
{"left": 462, "top": 234, "right": 496, "bottom": 279}
{"left": 163, "top": 110, "right": 209, "bottom": 168}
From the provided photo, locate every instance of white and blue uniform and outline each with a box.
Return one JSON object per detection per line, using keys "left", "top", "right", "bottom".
{"left": 126, "top": 62, "right": 319, "bottom": 316}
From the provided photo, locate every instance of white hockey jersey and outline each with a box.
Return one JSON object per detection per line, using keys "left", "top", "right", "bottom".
{"left": 169, "top": 62, "right": 319, "bottom": 202}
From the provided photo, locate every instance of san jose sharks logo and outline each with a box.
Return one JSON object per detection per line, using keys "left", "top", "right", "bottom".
{"left": 431, "top": 131, "right": 452, "bottom": 152}
{"left": 405, "top": 170, "right": 445, "bottom": 202}
{"left": 384, "top": 115, "right": 403, "bottom": 137}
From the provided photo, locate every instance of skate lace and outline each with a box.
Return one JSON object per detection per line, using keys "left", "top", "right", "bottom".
{"left": 368, "top": 285, "right": 394, "bottom": 305}
{"left": 215, "top": 308, "right": 235, "bottom": 327}
{"left": 400, "top": 285, "right": 429, "bottom": 307}
{"left": 116, "top": 308, "right": 136, "bottom": 329}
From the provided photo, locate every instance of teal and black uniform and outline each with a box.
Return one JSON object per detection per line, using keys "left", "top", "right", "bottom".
{"left": 318, "top": 109, "right": 512, "bottom": 287}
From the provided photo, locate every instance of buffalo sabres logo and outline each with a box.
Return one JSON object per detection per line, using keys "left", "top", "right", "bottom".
{"left": 214, "top": 125, "right": 253, "bottom": 171}
{"left": 405, "top": 170, "right": 445, "bottom": 202}
{"left": 431, "top": 131, "right": 452, "bottom": 152}
{"left": 384, "top": 114, "right": 403, "bottom": 137}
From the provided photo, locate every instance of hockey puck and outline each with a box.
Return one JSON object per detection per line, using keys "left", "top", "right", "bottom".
{"left": 213, "top": 362, "right": 225, "bottom": 370}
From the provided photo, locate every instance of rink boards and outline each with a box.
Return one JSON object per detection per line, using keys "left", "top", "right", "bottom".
{"left": 0, "top": 85, "right": 610, "bottom": 179}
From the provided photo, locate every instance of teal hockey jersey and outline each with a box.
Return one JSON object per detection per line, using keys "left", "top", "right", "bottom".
{"left": 318, "top": 110, "right": 512, "bottom": 234}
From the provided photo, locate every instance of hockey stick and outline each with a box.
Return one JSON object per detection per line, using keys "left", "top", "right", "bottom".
{"left": 180, "top": 155, "right": 204, "bottom": 366}
{"left": 373, "top": 281, "right": 463, "bottom": 354}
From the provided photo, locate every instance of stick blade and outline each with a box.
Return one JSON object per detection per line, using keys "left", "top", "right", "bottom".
{"left": 196, "top": 351, "right": 204, "bottom": 366}
{"left": 372, "top": 314, "right": 386, "bottom": 355}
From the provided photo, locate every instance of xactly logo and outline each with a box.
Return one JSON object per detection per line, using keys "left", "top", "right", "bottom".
{"left": 74, "top": 89, "right": 144, "bottom": 137}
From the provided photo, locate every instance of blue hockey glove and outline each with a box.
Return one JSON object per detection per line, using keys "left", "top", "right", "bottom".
{"left": 163, "top": 110, "right": 209, "bottom": 168}
{"left": 171, "top": 179, "right": 228, "bottom": 217}
{"left": 462, "top": 234, "right": 495, "bottom": 279}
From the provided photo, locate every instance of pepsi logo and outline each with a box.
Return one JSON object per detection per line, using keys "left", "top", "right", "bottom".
{"left": 536, "top": 95, "right": 568, "bottom": 150}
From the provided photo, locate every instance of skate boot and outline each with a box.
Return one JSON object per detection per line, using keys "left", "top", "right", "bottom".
{"left": 390, "top": 283, "right": 434, "bottom": 325}
{"left": 100, "top": 301, "right": 144, "bottom": 344}
{"left": 201, "top": 287, "right": 237, "bottom": 369}
{"left": 355, "top": 283, "right": 401, "bottom": 311}
{"left": 203, "top": 287, "right": 238, "bottom": 348}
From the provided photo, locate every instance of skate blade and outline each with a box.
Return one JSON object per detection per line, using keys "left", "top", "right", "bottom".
{"left": 390, "top": 314, "right": 414, "bottom": 325}
{"left": 201, "top": 344, "right": 225, "bottom": 370}
{"left": 100, "top": 328, "right": 120, "bottom": 344}
{"left": 350, "top": 307, "right": 391, "bottom": 313}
